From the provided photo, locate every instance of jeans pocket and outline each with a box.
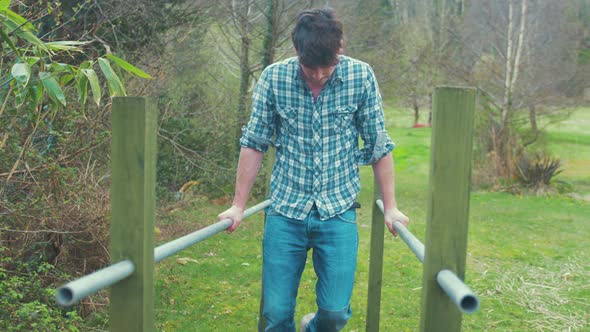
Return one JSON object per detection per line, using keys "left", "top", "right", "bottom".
{"left": 334, "top": 209, "right": 357, "bottom": 224}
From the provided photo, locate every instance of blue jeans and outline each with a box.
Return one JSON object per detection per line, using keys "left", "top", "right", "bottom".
{"left": 259, "top": 207, "right": 359, "bottom": 332}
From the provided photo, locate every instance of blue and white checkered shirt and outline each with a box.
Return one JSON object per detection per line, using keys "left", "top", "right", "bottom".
{"left": 240, "top": 55, "right": 394, "bottom": 220}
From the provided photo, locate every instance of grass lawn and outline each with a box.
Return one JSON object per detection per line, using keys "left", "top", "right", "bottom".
{"left": 152, "top": 106, "right": 589, "bottom": 331}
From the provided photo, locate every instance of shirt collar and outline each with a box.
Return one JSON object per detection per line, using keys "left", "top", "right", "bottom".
{"left": 294, "top": 56, "right": 344, "bottom": 87}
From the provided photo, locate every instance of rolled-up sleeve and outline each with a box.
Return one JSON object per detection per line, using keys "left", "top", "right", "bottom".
{"left": 355, "top": 67, "right": 395, "bottom": 165}
{"left": 239, "top": 68, "right": 276, "bottom": 152}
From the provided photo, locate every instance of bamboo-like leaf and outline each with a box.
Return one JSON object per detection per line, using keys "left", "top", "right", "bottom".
{"left": 79, "top": 61, "right": 92, "bottom": 70}
{"left": 2, "top": 9, "right": 49, "bottom": 53}
{"left": 45, "top": 40, "right": 89, "bottom": 52}
{"left": 98, "top": 58, "right": 126, "bottom": 97}
{"left": 0, "top": 0, "right": 10, "bottom": 11}
{"left": 11, "top": 62, "right": 30, "bottom": 87}
{"left": 48, "top": 62, "right": 74, "bottom": 74}
{"left": 29, "top": 82, "right": 43, "bottom": 110}
{"left": 60, "top": 73, "right": 74, "bottom": 86}
{"left": 106, "top": 54, "right": 153, "bottom": 79}
{"left": 15, "top": 86, "right": 28, "bottom": 107}
{"left": 3, "top": 9, "right": 32, "bottom": 29}
{"left": 0, "top": 26, "right": 20, "bottom": 58}
{"left": 25, "top": 57, "right": 40, "bottom": 65}
{"left": 76, "top": 72, "right": 88, "bottom": 106}
{"left": 81, "top": 68, "right": 101, "bottom": 105}
{"left": 40, "top": 72, "right": 66, "bottom": 106}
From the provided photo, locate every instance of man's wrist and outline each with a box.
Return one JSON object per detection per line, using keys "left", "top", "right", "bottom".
{"left": 383, "top": 201, "right": 398, "bottom": 211}
{"left": 231, "top": 200, "right": 246, "bottom": 211}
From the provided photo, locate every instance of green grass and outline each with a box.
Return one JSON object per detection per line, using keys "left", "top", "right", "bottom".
{"left": 152, "top": 107, "right": 590, "bottom": 331}
{"left": 535, "top": 107, "right": 590, "bottom": 196}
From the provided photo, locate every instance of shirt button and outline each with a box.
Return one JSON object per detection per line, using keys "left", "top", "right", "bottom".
{"left": 344, "top": 115, "right": 349, "bottom": 120}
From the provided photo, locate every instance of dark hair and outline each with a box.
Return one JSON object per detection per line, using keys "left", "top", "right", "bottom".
{"left": 291, "top": 8, "right": 343, "bottom": 68}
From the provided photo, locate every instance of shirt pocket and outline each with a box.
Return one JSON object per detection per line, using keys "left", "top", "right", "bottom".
{"left": 276, "top": 106, "right": 298, "bottom": 135}
{"left": 330, "top": 105, "right": 357, "bottom": 135}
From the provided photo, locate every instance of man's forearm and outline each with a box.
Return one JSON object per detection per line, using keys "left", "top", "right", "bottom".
{"left": 372, "top": 152, "right": 397, "bottom": 211}
{"left": 232, "top": 147, "right": 265, "bottom": 209}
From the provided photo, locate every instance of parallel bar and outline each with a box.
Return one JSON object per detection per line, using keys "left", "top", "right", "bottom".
{"left": 366, "top": 180, "right": 385, "bottom": 332}
{"left": 436, "top": 270, "right": 479, "bottom": 314}
{"left": 374, "top": 199, "right": 480, "bottom": 314}
{"left": 56, "top": 200, "right": 271, "bottom": 307}
{"left": 375, "top": 199, "right": 425, "bottom": 263}
{"left": 56, "top": 260, "right": 135, "bottom": 307}
{"left": 155, "top": 199, "right": 272, "bottom": 262}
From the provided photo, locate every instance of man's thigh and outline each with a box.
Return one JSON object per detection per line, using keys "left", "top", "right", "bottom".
{"left": 310, "top": 209, "right": 359, "bottom": 310}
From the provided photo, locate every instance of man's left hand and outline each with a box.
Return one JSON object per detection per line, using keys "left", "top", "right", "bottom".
{"left": 384, "top": 208, "right": 409, "bottom": 237}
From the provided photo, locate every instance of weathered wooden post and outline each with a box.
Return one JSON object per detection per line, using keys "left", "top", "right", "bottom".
{"left": 420, "top": 86, "right": 476, "bottom": 332}
{"left": 366, "top": 180, "right": 385, "bottom": 332}
{"left": 110, "top": 97, "right": 157, "bottom": 332}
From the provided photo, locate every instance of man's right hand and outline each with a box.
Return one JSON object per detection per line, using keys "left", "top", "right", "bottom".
{"left": 217, "top": 205, "right": 245, "bottom": 234}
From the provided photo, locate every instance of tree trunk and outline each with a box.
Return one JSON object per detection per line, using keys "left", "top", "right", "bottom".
{"left": 260, "top": 0, "right": 280, "bottom": 196}
{"left": 262, "top": 0, "right": 279, "bottom": 68}
{"left": 236, "top": 1, "right": 252, "bottom": 153}
{"left": 498, "top": 0, "right": 528, "bottom": 178}
{"left": 502, "top": 0, "right": 514, "bottom": 128}
{"left": 529, "top": 105, "right": 538, "bottom": 133}
{"left": 413, "top": 102, "right": 420, "bottom": 126}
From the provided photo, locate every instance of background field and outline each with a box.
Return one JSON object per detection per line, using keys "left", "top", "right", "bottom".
{"left": 152, "top": 106, "right": 589, "bottom": 331}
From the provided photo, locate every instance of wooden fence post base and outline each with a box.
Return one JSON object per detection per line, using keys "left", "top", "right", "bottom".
{"left": 110, "top": 97, "right": 157, "bottom": 332}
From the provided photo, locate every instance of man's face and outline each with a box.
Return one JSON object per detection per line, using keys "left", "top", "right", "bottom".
{"left": 300, "top": 64, "right": 336, "bottom": 86}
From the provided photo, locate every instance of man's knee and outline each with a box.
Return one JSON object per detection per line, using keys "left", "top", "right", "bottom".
{"left": 312, "top": 306, "right": 352, "bottom": 332}
{"left": 262, "top": 307, "right": 295, "bottom": 331}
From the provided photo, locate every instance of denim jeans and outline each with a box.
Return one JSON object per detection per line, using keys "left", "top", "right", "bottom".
{"left": 259, "top": 207, "right": 359, "bottom": 332}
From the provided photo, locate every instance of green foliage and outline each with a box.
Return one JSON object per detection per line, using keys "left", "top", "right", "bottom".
{"left": 0, "top": 4, "right": 151, "bottom": 323}
{"left": 1, "top": 3, "right": 151, "bottom": 112}
{"left": 0, "top": 247, "right": 83, "bottom": 331}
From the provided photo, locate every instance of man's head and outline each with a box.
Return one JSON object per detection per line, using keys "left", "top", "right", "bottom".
{"left": 291, "top": 8, "right": 343, "bottom": 69}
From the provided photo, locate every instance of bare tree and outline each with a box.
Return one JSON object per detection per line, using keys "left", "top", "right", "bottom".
{"left": 447, "top": 0, "right": 579, "bottom": 178}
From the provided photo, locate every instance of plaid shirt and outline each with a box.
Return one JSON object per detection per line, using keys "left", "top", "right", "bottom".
{"left": 240, "top": 55, "right": 394, "bottom": 220}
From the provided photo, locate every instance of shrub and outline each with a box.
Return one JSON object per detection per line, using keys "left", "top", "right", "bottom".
{"left": 515, "top": 152, "right": 563, "bottom": 192}
{"left": 0, "top": 247, "right": 83, "bottom": 331}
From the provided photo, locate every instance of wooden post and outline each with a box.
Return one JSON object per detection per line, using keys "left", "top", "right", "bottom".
{"left": 110, "top": 97, "right": 157, "bottom": 332}
{"left": 366, "top": 179, "right": 385, "bottom": 332}
{"left": 420, "top": 87, "right": 476, "bottom": 332}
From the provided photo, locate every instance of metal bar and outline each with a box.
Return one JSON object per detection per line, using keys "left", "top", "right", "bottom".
{"left": 56, "top": 199, "right": 272, "bottom": 306}
{"left": 436, "top": 270, "right": 480, "bottom": 314}
{"left": 56, "top": 260, "right": 135, "bottom": 307}
{"left": 375, "top": 199, "right": 479, "bottom": 314}
{"left": 154, "top": 199, "right": 272, "bottom": 263}
{"left": 375, "top": 199, "right": 425, "bottom": 262}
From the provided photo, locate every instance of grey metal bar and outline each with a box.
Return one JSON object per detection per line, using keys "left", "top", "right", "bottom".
{"left": 154, "top": 199, "right": 272, "bottom": 262}
{"left": 56, "top": 199, "right": 271, "bottom": 306}
{"left": 56, "top": 260, "right": 135, "bottom": 307}
{"left": 375, "top": 199, "right": 425, "bottom": 262}
{"left": 436, "top": 269, "right": 480, "bottom": 314}
{"left": 375, "top": 199, "right": 479, "bottom": 314}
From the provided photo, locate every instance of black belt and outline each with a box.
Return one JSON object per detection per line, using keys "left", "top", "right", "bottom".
{"left": 311, "top": 202, "right": 361, "bottom": 210}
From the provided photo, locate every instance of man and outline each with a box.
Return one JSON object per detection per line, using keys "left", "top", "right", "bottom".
{"left": 218, "top": 8, "right": 409, "bottom": 332}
